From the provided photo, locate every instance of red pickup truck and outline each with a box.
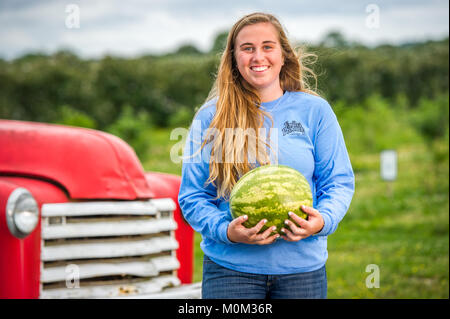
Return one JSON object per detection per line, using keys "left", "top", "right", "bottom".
{"left": 0, "top": 119, "right": 200, "bottom": 299}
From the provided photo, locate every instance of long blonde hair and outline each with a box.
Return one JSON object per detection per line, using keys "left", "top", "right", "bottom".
{"left": 199, "top": 12, "right": 318, "bottom": 199}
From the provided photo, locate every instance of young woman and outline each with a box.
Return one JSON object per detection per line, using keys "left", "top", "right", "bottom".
{"left": 178, "top": 12, "right": 355, "bottom": 299}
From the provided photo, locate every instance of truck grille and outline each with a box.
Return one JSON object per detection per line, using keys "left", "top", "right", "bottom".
{"left": 39, "top": 198, "right": 182, "bottom": 298}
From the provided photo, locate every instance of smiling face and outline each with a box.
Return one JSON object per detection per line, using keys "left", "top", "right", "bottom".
{"left": 234, "top": 22, "right": 285, "bottom": 101}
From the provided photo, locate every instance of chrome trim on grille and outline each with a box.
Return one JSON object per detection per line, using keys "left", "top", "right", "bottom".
{"left": 39, "top": 199, "right": 190, "bottom": 299}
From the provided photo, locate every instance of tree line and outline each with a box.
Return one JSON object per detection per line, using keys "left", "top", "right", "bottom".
{"left": 0, "top": 31, "right": 448, "bottom": 131}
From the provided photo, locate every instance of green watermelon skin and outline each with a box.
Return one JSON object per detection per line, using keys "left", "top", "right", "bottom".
{"left": 229, "top": 164, "right": 313, "bottom": 235}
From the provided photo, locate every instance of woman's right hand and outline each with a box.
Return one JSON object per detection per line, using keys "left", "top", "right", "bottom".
{"left": 227, "top": 215, "right": 279, "bottom": 245}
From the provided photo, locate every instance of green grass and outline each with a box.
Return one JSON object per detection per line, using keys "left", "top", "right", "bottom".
{"left": 142, "top": 127, "right": 183, "bottom": 175}
{"left": 142, "top": 127, "right": 449, "bottom": 299}
{"left": 326, "top": 143, "right": 449, "bottom": 298}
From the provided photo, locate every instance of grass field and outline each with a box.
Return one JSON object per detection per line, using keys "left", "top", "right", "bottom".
{"left": 142, "top": 126, "right": 449, "bottom": 299}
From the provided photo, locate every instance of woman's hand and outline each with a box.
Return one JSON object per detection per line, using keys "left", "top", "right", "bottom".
{"left": 281, "top": 205, "right": 324, "bottom": 242}
{"left": 227, "top": 215, "right": 280, "bottom": 245}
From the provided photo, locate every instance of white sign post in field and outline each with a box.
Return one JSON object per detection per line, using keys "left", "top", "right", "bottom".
{"left": 380, "top": 150, "right": 397, "bottom": 197}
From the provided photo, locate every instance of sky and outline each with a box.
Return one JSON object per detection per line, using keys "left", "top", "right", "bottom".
{"left": 0, "top": 0, "right": 448, "bottom": 60}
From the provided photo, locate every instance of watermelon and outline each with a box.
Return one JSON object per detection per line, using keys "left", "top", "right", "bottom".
{"left": 230, "top": 164, "right": 313, "bottom": 235}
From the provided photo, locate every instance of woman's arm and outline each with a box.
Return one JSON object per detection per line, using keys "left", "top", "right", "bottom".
{"left": 312, "top": 100, "right": 355, "bottom": 237}
{"left": 178, "top": 108, "right": 236, "bottom": 245}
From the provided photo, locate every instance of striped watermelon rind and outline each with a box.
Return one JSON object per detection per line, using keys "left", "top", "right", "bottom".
{"left": 230, "top": 164, "right": 312, "bottom": 235}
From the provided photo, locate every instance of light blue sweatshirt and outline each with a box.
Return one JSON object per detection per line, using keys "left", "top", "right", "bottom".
{"left": 178, "top": 91, "right": 355, "bottom": 274}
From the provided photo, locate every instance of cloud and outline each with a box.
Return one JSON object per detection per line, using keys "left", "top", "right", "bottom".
{"left": 0, "top": 0, "right": 448, "bottom": 60}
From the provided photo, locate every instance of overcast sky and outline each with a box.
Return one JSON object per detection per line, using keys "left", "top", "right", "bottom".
{"left": 0, "top": 0, "right": 448, "bottom": 60}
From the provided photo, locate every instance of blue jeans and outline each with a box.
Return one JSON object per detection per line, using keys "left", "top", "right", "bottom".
{"left": 201, "top": 255, "right": 327, "bottom": 299}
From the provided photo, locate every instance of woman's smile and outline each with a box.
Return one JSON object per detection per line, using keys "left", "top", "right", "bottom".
{"left": 250, "top": 65, "right": 270, "bottom": 72}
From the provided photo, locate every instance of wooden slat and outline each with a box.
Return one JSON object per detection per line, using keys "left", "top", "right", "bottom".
{"left": 41, "top": 199, "right": 175, "bottom": 217}
{"left": 40, "top": 275, "right": 180, "bottom": 299}
{"left": 42, "top": 218, "right": 177, "bottom": 239}
{"left": 150, "top": 198, "right": 177, "bottom": 212}
{"left": 41, "top": 255, "right": 180, "bottom": 283}
{"left": 42, "top": 236, "right": 178, "bottom": 261}
{"left": 117, "top": 282, "right": 202, "bottom": 299}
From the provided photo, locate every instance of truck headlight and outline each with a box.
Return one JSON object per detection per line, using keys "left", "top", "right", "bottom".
{"left": 6, "top": 188, "right": 39, "bottom": 238}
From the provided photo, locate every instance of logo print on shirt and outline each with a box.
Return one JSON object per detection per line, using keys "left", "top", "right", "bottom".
{"left": 282, "top": 120, "right": 305, "bottom": 136}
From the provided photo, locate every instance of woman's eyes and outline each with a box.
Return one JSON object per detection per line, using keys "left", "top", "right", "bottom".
{"left": 243, "top": 46, "right": 273, "bottom": 51}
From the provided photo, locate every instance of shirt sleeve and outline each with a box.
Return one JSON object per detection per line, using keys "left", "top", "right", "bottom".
{"left": 312, "top": 101, "right": 355, "bottom": 236}
{"left": 177, "top": 106, "right": 236, "bottom": 245}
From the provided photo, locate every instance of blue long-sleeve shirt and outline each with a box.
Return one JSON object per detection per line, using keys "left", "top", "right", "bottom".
{"left": 178, "top": 91, "right": 355, "bottom": 274}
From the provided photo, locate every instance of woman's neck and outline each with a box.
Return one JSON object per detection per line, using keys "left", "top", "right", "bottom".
{"left": 259, "top": 86, "right": 284, "bottom": 103}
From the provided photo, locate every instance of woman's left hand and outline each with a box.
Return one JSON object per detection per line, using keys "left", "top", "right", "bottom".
{"left": 281, "top": 205, "right": 324, "bottom": 242}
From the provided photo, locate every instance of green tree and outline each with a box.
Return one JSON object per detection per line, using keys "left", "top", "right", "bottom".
{"left": 175, "top": 43, "right": 203, "bottom": 55}
{"left": 106, "top": 105, "right": 153, "bottom": 161}
{"left": 210, "top": 31, "right": 228, "bottom": 54}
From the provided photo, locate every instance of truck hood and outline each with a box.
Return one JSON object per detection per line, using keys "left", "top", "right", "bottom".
{"left": 0, "top": 120, "right": 155, "bottom": 200}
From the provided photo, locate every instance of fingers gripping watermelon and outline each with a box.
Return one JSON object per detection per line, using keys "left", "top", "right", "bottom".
{"left": 230, "top": 165, "right": 313, "bottom": 235}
